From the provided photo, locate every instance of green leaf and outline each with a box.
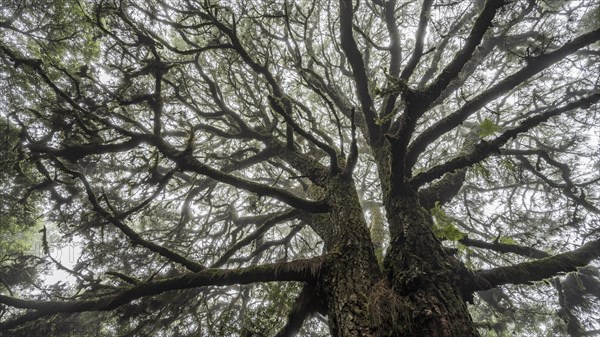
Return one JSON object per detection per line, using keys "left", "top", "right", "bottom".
{"left": 479, "top": 118, "right": 500, "bottom": 137}
{"left": 433, "top": 222, "right": 465, "bottom": 241}
{"left": 498, "top": 236, "right": 516, "bottom": 245}
{"left": 431, "top": 202, "right": 465, "bottom": 241}
{"left": 473, "top": 163, "right": 491, "bottom": 178}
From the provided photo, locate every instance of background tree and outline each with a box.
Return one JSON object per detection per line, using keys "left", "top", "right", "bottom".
{"left": 1, "top": 0, "right": 599, "bottom": 336}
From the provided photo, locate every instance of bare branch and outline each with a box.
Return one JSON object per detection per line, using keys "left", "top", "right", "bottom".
{"left": 515, "top": 155, "right": 600, "bottom": 214}
{"left": 211, "top": 209, "right": 302, "bottom": 268}
{"left": 51, "top": 158, "right": 206, "bottom": 272}
{"left": 96, "top": 132, "right": 332, "bottom": 213}
{"left": 268, "top": 95, "right": 341, "bottom": 175}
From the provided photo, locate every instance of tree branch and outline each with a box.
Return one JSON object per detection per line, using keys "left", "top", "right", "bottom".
{"left": 338, "top": 0, "right": 380, "bottom": 146}
{"left": 514, "top": 155, "right": 600, "bottom": 215}
{"left": 378, "top": 0, "right": 404, "bottom": 123}
{"left": 174, "top": 152, "right": 329, "bottom": 213}
{"left": 460, "top": 236, "right": 550, "bottom": 259}
{"left": 0, "top": 258, "right": 323, "bottom": 331}
{"left": 554, "top": 278, "right": 586, "bottom": 337}
{"left": 410, "top": 92, "right": 600, "bottom": 188}
{"left": 112, "top": 133, "right": 330, "bottom": 213}
{"left": 268, "top": 95, "right": 340, "bottom": 175}
{"left": 417, "top": 122, "right": 479, "bottom": 207}
{"left": 418, "top": 169, "right": 467, "bottom": 209}
{"left": 51, "top": 158, "right": 206, "bottom": 273}
{"left": 28, "top": 139, "right": 143, "bottom": 161}
{"left": 387, "top": 0, "right": 499, "bottom": 192}
{"left": 344, "top": 107, "right": 359, "bottom": 177}
{"left": 423, "top": 0, "right": 505, "bottom": 102}
{"left": 211, "top": 209, "right": 302, "bottom": 268}
{"left": 407, "top": 27, "right": 600, "bottom": 169}
{"left": 198, "top": 10, "right": 341, "bottom": 174}
{"left": 473, "top": 238, "right": 600, "bottom": 291}
{"left": 274, "top": 283, "right": 326, "bottom": 337}
{"left": 399, "top": 0, "right": 433, "bottom": 82}
{"left": 417, "top": 2, "right": 485, "bottom": 88}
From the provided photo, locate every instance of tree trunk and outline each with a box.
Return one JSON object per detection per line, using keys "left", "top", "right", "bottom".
{"left": 381, "top": 194, "right": 480, "bottom": 336}
{"left": 320, "top": 176, "right": 479, "bottom": 336}
{"left": 318, "top": 177, "right": 383, "bottom": 336}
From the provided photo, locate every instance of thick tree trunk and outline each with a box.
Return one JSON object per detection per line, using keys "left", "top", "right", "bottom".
{"left": 381, "top": 195, "right": 479, "bottom": 336}
{"left": 319, "top": 175, "right": 479, "bottom": 336}
{"left": 318, "top": 177, "right": 383, "bottom": 336}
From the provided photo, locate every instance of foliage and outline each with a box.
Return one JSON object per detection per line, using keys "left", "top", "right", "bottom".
{"left": 478, "top": 118, "right": 500, "bottom": 138}
{"left": 431, "top": 202, "right": 465, "bottom": 241}
{"left": 0, "top": 118, "right": 43, "bottom": 291}
{"left": 1, "top": 0, "right": 599, "bottom": 336}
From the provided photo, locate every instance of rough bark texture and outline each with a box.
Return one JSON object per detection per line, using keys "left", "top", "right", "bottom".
{"left": 317, "top": 170, "right": 479, "bottom": 336}
{"left": 382, "top": 195, "right": 479, "bottom": 337}
{"left": 319, "top": 177, "right": 383, "bottom": 336}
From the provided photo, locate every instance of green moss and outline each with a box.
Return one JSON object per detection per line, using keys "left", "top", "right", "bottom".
{"left": 431, "top": 202, "right": 465, "bottom": 241}
{"left": 479, "top": 118, "right": 500, "bottom": 137}
{"left": 498, "top": 236, "right": 516, "bottom": 245}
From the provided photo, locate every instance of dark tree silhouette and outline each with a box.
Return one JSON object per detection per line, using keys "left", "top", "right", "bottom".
{"left": 1, "top": 0, "right": 599, "bottom": 336}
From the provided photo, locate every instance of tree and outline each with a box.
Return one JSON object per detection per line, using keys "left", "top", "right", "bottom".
{"left": 1, "top": 0, "right": 599, "bottom": 335}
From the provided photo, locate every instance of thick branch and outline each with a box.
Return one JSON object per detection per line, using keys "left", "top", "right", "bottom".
{"left": 28, "top": 139, "right": 143, "bottom": 161}
{"left": 407, "top": 27, "right": 600, "bottom": 169}
{"left": 0, "top": 258, "right": 323, "bottom": 331}
{"left": 555, "top": 279, "right": 586, "bottom": 337}
{"left": 268, "top": 140, "right": 331, "bottom": 186}
{"left": 417, "top": 125, "right": 479, "bottom": 207}
{"left": 411, "top": 93, "right": 600, "bottom": 187}
{"left": 274, "top": 283, "right": 326, "bottom": 337}
{"left": 418, "top": 169, "right": 467, "bottom": 208}
{"left": 460, "top": 236, "right": 550, "bottom": 259}
{"left": 344, "top": 108, "right": 359, "bottom": 177}
{"left": 423, "top": 0, "right": 505, "bottom": 102}
{"left": 338, "top": 0, "right": 380, "bottom": 146}
{"left": 387, "top": 0, "right": 498, "bottom": 192}
{"left": 378, "top": 0, "right": 404, "bottom": 123}
{"left": 473, "top": 239, "right": 600, "bottom": 291}
{"left": 399, "top": 0, "right": 433, "bottom": 82}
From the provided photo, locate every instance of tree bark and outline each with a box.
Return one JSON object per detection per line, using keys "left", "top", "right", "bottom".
{"left": 319, "top": 174, "right": 479, "bottom": 336}
{"left": 382, "top": 194, "right": 479, "bottom": 336}
{"left": 318, "top": 177, "right": 382, "bottom": 336}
